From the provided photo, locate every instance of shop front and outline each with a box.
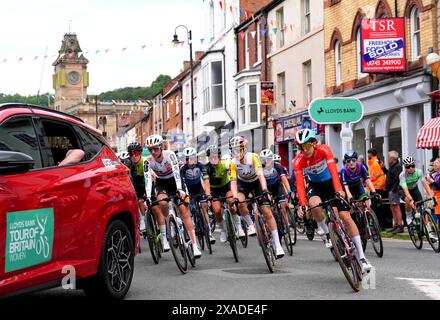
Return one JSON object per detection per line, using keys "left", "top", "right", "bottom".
{"left": 275, "top": 111, "right": 323, "bottom": 175}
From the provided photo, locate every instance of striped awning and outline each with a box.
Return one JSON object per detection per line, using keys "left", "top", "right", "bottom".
{"left": 416, "top": 117, "right": 440, "bottom": 149}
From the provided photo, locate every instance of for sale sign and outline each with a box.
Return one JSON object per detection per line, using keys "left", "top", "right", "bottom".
{"left": 361, "top": 18, "right": 407, "bottom": 73}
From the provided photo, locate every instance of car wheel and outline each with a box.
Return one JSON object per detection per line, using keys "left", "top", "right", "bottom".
{"left": 83, "top": 219, "right": 134, "bottom": 299}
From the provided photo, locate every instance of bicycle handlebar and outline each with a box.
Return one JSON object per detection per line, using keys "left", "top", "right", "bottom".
{"left": 415, "top": 197, "right": 437, "bottom": 208}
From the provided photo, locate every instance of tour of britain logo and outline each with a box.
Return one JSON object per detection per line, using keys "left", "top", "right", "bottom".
{"left": 5, "top": 208, "right": 54, "bottom": 273}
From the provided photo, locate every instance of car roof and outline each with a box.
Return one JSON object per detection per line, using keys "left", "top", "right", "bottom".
{"left": 0, "top": 103, "right": 102, "bottom": 136}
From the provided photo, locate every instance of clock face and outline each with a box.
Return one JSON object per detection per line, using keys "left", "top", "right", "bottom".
{"left": 67, "top": 71, "right": 80, "bottom": 84}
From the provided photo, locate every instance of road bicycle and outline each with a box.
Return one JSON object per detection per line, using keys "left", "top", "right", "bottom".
{"left": 143, "top": 201, "right": 163, "bottom": 264}
{"left": 408, "top": 197, "right": 440, "bottom": 253}
{"left": 238, "top": 193, "right": 277, "bottom": 273}
{"left": 350, "top": 194, "right": 383, "bottom": 258}
{"left": 307, "top": 194, "right": 363, "bottom": 292}
{"left": 190, "top": 194, "right": 212, "bottom": 254}
{"left": 272, "top": 194, "right": 294, "bottom": 256}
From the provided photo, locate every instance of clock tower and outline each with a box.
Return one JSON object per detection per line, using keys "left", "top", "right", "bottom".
{"left": 53, "top": 33, "right": 89, "bottom": 113}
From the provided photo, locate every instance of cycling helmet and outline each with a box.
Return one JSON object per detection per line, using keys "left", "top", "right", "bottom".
{"left": 273, "top": 154, "right": 282, "bottom": 162}
{"left": 119, "top": 151, "right": 130, "bottom": 160}
{"left": 403, "top": 156, "right": 415, "bottom": 166}
{"left": 127, "top": 142, "right": 142, "bottom": 153}
{"left": 344, "top": 150, "right": 358, "bottom": 162}
{"left": 229, "top": 136, "right": 248, "bottom": 149}
{"left": 183, "top": 147, "right": 197, "bottom": 158}
{"left": 145, "top": 135, "right": 163, "bottom": 148}
{"left": 260, "top": 149, "right": 273, "bottom": 161}
{"left": 206, "top": 145, "right": 221, "bottom": 157}
{"left": 295, "top": 128, "right": 316, "bottom": 145}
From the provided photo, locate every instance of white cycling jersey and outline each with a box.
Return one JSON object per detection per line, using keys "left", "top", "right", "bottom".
{"left": 143, "top": 150, "right": 183, "bottom": 197}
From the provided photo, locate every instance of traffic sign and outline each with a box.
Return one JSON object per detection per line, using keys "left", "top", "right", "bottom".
{"left": 309, "top": 98, "right": 364, "bottom": 124}
{"left": 301, "top": 118, "right": 312, "bottom": 129}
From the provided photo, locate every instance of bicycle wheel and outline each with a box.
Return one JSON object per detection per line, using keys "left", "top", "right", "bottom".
{"left": 239, "top": 217, "right": 248, "bottom": 248}
{"left": 225, "top": 208, "right": 239, "bottom": 263}
{"left": 183, "top": 224, "right": 196, "bottom": 267}
{"left": 192, "top": 206, "right": 205, "bottom": 251}
{"left": 166, "top": 214, "right": 188, "bottom": 274}
{"left": 423, "top": 210, "right": 440, "bottom": 253}
{"left": 353, "top": 209, "right": 368, "bottom": 252}
{"left": 286, "top": 206, "right": 297, "bottom": 246}
{"left": 281, "top": 210, "right": 293, "bottom": 256}
{"left": 200, "top": 206, "right": 213, "bottom": 255}
{"left": 408, "top": 217, "right": 423, "bottom": 250}
{"left": 366, "top": 209, "right": 383, "bottom": 258}
{"left": 255, "top": 215, "right": 274, "bottom": 273}
{"left": 328, "top": 221, "right": 361, "bottom": 292}
{"left": 306, "top": 218, "right": 315, "bottom": 241}
{"left": 146, "top": 211, "right": 160, "bottom": 264}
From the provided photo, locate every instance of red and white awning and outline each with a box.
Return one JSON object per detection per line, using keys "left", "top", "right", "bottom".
{"left": 416, "top": 117, "right": 440, "bottom": 149}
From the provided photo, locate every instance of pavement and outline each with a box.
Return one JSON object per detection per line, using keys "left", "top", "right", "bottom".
{"left": 20, "top": 230, "right": 440, "bottom": 300}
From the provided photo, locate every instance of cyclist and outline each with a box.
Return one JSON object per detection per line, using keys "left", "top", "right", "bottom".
{"left": 427, "top": 158, "right": 440, "bottom": 225}
{"left": 180, "top": 147, "right": 216, "bottom": 244}
{"left": 260, "top": 149, "right": 292, "bottom": 223}
{"left": 204, "top": 144, "right": 243, "bottom": 242}
{"left": 229, "top": 136, "right": 285, "bottom": 258}
{"left": 400, "top": 156, "right": 436, "bottom": 240}
{"left": 340, "top": 151, "right": 378, "bottom": 206}
{"left": 274, "top": 153, "right": 296, "bottom": 200}
{"left": 293, "top": 129, "right": 372, "bottom": 273}
{"left": 118, "top": 151, "right": 131, "bottom": 167}
{"left": 127, "top": 142, "right": 147, "bottom": 232}
{"left": 143, "top": 135, "right": 202, "bottom": 258}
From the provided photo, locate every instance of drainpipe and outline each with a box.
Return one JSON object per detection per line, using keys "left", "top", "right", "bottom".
{"left": 394, "top": 0, "right": 398, "bottom": 17}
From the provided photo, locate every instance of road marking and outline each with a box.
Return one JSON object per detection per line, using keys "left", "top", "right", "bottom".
{"left": 396, "top": 277, "right": 440, "bottom": 299}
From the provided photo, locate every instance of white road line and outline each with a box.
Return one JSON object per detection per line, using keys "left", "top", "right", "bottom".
{"left": 396, "top": 277, "right": 440, "bottom": 299}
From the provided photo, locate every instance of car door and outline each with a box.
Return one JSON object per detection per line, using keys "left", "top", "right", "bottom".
{"left": 0, "top": 115, "right": 59, "bottom": 294}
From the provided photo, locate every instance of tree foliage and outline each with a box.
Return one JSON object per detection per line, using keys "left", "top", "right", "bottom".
{"left": 0, "top": 93, "right": 54, "bottom": 107}
{"left": 97, "top": 74, "right": 171, "bottom": 101}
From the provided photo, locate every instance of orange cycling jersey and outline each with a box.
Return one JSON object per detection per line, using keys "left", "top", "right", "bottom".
{"left": 293, "top": 144, "right": 343, "bottom": 206}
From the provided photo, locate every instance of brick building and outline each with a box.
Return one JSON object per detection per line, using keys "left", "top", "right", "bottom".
{"left": 324, "top": 0, "right": 437, "bottom": 171}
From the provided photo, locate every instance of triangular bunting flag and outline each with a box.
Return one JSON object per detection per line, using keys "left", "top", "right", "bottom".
{"left": 122, "top": 47, "right": 127, "bottom": 51}
{"left": 105, "top": 49, "right": 110, "bottom": 53}
{"left": 230, "top": 5, "right": 233, "bottom": 13}
{"left": 219, "top": 0, "right": 223, "bottom": 10}
{"left": 272, "top": 28, "right": 277, "bottom": 35}
{"left": 18, "top": 57, "right": 23, "bottom": 62}
{"left": 2, "top": 59, "right": 7, "bottom": 63}
{"left": 33, "top": 56, "right": 39, "bottom": 60}
{"left": 210, "top": 37, "right": 214, "bottom": 42}
{"left": 200, "top": 38, "right": 205, "bottom": 44}
{"left": 141, "top": 45, "right": 146, "bottom": 49}
{"left": 95, "top": 50, "right": 100, "bottom": 54}
{"left": 251, "top": 31, "right": 256, "bottom": 39}
{"left": 290, "top": 24, "right": 293, "bottom": 31}
{"left": 262, "top": 28, "right": 267, "bottom": 37}
{"left": 240, "top": 31, "right": 245, "bottom": 40}
{"left": 245, "top": 11, "right": 249, "bottom": 20}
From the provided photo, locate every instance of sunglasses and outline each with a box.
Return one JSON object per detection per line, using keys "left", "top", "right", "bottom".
{"left": 130, "top": 151, "right": 141, "bottom": 157}
{"left": 148, "top": 147, "right": 161, "bottom": 152}
{"left": 232, "top": 147, "right": 244, "bottom": 154}
{"left": 347, "top": 158, "right": 357, "bottom": 163}
{"left": 299, "top": 142, "right": 313, "bottom": 151}
{"left": 405, "top": 165, "right": 415, "bottom": 169}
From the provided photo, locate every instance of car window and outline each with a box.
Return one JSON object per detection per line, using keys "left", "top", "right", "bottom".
{"left": 74, "top": 126, "right": 105, "bottom": 161}
{"left": 39, "top": 119, "right": 81, "bottom": 167}
{"left": 0, "top": 116, "right": 43, "bottom": 169}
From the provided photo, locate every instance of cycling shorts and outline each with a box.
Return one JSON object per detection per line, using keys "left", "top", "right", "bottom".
{"left": 307, "top": 179, "right": 350, "bottom": 212}
{"left": 237, "top": 179, "right": 271, "bottom": 207}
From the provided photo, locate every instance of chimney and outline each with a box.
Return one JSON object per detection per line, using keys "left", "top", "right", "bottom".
{"left": 195, "top": 51, "right": 204, "bottom": 61}
{"left": 183, "top": 61, "right": 191, "bottom": 70}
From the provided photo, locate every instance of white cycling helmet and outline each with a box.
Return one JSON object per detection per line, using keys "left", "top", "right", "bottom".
{"left": 119, "top": 152, "right": 130, "bottom": 160}
{"left": 145, "top": 135, "right": 163, "bottom": 148}
{"left": 260, "top": 149, "right": 273, "bottom": 161}
{"left": 403, "top": 156, "right": 415, "bottom": 166}
{"left": 183, "top": 147, "right": 197, "bottom": 158}
{"left": 273, "top": 154, "right": 282, "bottom": 162}
{"left": 229, "top": 136, "right": 248, "bottom": 149}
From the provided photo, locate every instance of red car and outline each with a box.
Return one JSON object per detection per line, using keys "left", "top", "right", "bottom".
{"left": 0, "top": 103, "right": 139, "bottom": 299}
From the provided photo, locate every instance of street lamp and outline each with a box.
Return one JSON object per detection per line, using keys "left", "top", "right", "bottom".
{"left": 173, "top": 25, "right": 195, "bottom": 144}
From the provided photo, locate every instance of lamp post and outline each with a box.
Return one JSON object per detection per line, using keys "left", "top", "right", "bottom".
{"left": 173, "top": 25, "right": 195, "bottom": 144}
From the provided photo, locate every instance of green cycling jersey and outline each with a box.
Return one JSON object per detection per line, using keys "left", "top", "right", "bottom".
{"left": 399, "top": 168, "right": 422, "bottom": 190}
{"left": 205, "top": 160, "right": 230, "bottom": 188}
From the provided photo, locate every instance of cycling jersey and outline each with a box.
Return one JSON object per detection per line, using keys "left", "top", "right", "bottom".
{"left": 205, "top": 160, "right": 231, "bottom": 189}
{"left": 230, "top": 153, "right": 263, "bottom": 183}
{"left": 180, "top": 162, "right": 208, "bottom": 187}
{"left": 293, "top": 144, "right": 342, "bottom": 206}
{"left": 129, "top": 157, "right": 145, "bottom": 198}
{"left": 143, "top": 151, "right": 183, "bottom": 198}
{"left": 399, "top": 168, "right": 423, "bottom": 190}
{"left": 340, "top": 163, "right": 370, "bottom": 199}
{"left": 263, "top": 162, "right": 287, "bottom": 186}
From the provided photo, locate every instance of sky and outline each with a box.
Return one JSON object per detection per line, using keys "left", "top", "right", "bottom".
{"left": 0, "top": 0, "right": 205, "bottom": 96}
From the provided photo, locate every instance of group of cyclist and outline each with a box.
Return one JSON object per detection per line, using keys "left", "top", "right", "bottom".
{"left": 118, "top": 127, "right": 440, "bottom": 275}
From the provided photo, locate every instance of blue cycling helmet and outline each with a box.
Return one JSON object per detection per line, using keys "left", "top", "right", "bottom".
{"left": 295, "top": 129, "right": 316, "bottom": 145}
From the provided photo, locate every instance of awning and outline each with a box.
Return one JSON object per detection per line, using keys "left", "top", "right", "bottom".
{"left": 416, "top": 117, "right": 440, "bottom": 149}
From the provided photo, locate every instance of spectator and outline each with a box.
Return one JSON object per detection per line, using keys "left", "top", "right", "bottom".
{"left": 427, "top": 158, "right": 440, "bottom": 227}
{"left": 58, "top": 149, "right": 85, "bottom": 166}
{"left": 358, "top": 154, "right": 367, "bottom": 168}
{"left": 385, "top": 151, "right": 404, "bottom": 233}
{"left": 367, "top": 149, "right": 388, "bottom": 227}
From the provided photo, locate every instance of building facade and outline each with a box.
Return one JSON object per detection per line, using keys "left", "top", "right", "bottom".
{"left": 324, "top": 0, "right": 437, "bottom": 171}
{"left": 266, "top": 0, "right": 325, "bottom": 173}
